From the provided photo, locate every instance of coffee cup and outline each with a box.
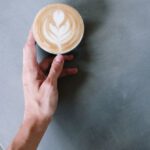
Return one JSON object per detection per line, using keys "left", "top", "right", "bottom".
{"left": 33, "top": 3, "right": 84, "bottom": 54}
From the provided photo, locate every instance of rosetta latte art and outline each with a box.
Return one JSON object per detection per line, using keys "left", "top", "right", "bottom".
{"left": 33, "top": 3, "right": 84, "bottom": 54}
{"left": 43, "top": 10, "right": 71, "bottom": 52}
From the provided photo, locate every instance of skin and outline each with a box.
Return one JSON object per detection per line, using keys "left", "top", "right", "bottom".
{"left": 7, "top": 29, "right": 78, "bottom": 150}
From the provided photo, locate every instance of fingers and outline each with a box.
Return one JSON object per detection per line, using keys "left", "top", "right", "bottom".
{"left": 39, "top": 57, "right": 53, "bottom": 72}
{"left": 60, "top": 68, "right": 78, "bottom": 77}
{"left": 39, "top": 54, "right": 74, "bottom": 72}
{"left": 23, "top": 29, "right": 37, "bottom": 72}
{"left": 46, "top": 55, "right": 64, "bottom": 85}
{"left": 63, "top": 54, "right": 74, "bottom": 61}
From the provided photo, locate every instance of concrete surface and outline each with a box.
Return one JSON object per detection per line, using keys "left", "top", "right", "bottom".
{"left": 0, "top": 0, "right": 150, "bottom": 149}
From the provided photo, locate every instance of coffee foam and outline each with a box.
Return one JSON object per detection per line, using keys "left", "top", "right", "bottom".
{"left": 33, "top": 3, "right": 84, "bottom": 54}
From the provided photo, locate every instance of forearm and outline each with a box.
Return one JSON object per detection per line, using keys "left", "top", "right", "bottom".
{"left": 7, "top": 117, "right": 50, "bottom": 150}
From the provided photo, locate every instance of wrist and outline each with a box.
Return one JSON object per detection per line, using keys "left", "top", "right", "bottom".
{"left": 8, "top": 115, "right": 51, "bottom": 150}
{"left": 23, "top": 105, "right": 53, "bottom": 127}
{"left": 23, "top": 113, "right": 52, "bottom": 129}
{"left": 22, "top": 114, "right": 51, "bottom": 142}
{"left": 22, "top": 117, "right": 47, "bottom": 135}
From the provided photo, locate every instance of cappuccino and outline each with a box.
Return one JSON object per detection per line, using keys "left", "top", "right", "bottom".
{"left": 33, "top": 3, "right": 84, "bottom": 54}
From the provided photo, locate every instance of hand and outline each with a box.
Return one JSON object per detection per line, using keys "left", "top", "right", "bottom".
{"left": 23, "top": 30, "right": 78, "bottom": 123}
{"left": 7, "top": 29, "right": 78, "bottom": 150}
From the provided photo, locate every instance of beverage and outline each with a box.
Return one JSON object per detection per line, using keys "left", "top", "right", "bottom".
{"left": 33, "top": 3, "right": 84, "bottom": 54}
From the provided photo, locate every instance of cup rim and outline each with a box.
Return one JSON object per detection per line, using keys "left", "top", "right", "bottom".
{"left": 33, "top": 3, "right": 84, "bottom": 55}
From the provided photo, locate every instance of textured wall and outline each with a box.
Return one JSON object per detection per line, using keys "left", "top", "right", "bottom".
{"left": 0, "top": 0, "right": 150, "bottom": 149}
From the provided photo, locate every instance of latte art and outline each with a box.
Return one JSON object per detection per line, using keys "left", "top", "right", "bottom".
{"left": 43, "top": 10, "right": 72, "bottom": 52}
{"left": 33, "top": 4, "right": 84, "bottom": 54}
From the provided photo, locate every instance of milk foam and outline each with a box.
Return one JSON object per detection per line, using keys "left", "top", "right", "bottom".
{"left": 43, "top": 10, "right": 72, "bottom": 52}
{"left": 53, "top": 10, "right": 64, "bottom": 26}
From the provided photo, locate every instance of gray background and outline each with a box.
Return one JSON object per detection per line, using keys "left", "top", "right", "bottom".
{"left": 0, "top": 0, "right": 150, "bottom": 149}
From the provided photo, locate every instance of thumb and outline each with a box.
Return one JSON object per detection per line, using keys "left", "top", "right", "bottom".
{"left": 47, "top": 55, "right": 64, "bottom": 84}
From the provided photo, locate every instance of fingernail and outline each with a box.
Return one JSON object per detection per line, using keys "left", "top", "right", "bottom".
{"left": 56, "top": 55, "right": 64, "bottom": 63}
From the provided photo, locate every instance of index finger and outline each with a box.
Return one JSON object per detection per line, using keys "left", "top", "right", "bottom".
{"left": 23, "top": 29, "right": 37, "bottom": 71}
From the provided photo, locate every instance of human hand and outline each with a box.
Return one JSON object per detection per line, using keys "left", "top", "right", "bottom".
{"left": 23, "top": 30, "right": 78, "bottom": 124}
{"left": 7, "top": 29, "right": 78, "bottom": 150}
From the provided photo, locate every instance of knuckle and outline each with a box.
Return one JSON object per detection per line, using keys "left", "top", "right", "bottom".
{"left": 52, "top": 65, "right": 59, "bottom": 74}
{"left": 45, "top": 78, "right": 55, "bottom": 87}
{"left": 53, "top": 60, "right": 63, "bottom": 71}
{"left": 43, "top": 79, "right": 57, "bottom": 92}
